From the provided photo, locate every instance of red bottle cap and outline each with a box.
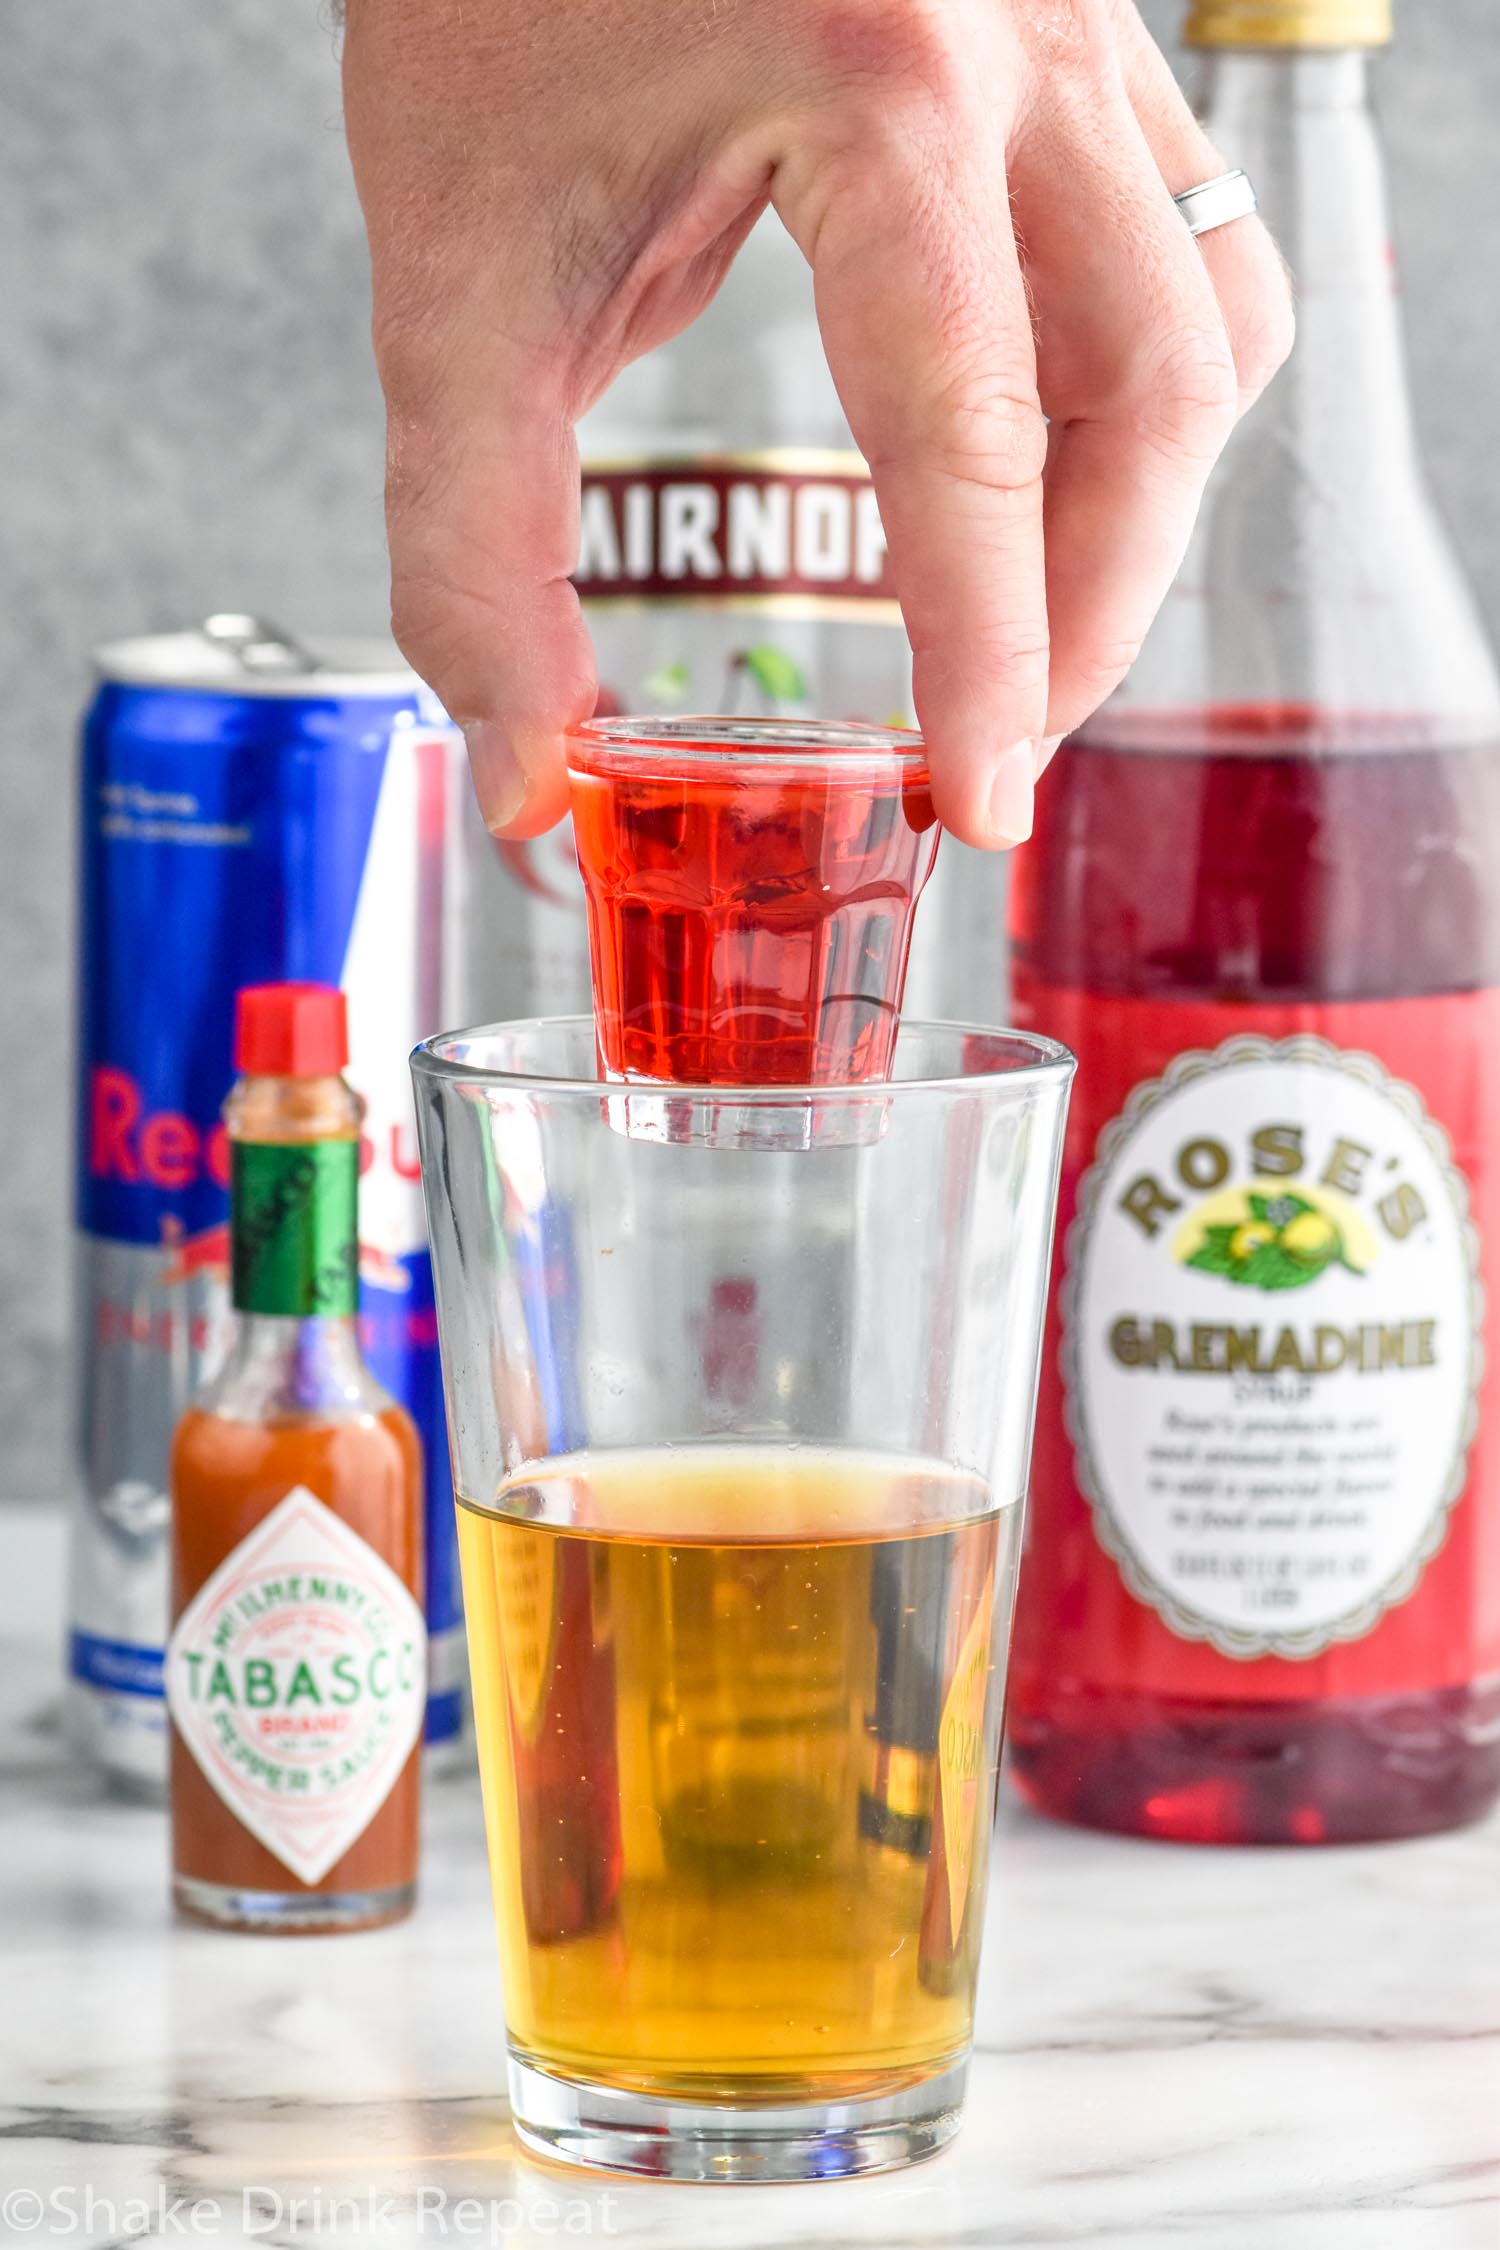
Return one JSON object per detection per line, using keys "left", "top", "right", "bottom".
{"left": 235, "top": 984, "right": 349, "bottom": 1078}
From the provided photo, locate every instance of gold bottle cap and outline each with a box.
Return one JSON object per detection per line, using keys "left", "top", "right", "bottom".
{"left": 1184, "top": 0, "right": 1392, "bottom": 46}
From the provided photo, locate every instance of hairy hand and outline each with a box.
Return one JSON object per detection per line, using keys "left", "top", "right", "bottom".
{"left": 342, "top": 0, "right": 1292, "bottom": 847}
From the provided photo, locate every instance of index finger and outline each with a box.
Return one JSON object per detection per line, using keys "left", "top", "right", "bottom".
{"left": 380, "top": 358, "right": 590, "bottom": 843}
{"left": 777, "top": 96, "right": 1049, "bottom": 847}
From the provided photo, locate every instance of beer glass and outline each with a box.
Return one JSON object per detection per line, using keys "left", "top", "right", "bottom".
{"left": 413, "top": 1018, "right": 1072, "bottom": 2182}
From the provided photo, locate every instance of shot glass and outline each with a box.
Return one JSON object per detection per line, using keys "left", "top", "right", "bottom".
{"left": 413, "top": 1018, "right": 1073, "bottom": 2183}
{"left": 566, "top": 715, "right": 940, "bottom": 1085}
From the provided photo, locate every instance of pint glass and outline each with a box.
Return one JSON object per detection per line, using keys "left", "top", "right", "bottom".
{"left": 413, "top": 1019, "right": 1072, "bottom": 2181}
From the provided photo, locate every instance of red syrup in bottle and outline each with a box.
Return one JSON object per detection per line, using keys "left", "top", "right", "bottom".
{"left": 1009, "top": 707, "right": 1500, "bottom": 1843}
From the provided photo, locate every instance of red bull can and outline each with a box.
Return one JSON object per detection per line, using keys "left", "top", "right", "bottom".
{"left": 71, "top": 616, "right": 471, "bottom": 1789}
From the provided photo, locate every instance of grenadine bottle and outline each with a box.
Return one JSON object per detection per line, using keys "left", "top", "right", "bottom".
{"left": 1010, "top": 0, "right": 1500, "bottom": 1843}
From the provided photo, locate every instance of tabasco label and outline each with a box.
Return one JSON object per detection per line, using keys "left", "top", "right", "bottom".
{"left": 574, "top": 451, "right": 900, "bottom": 621}
{"left": 166, "top": 1488, "right": 426, "bottom": 1882}
{"left": 1063, "top": 1031, "right": 1483, "bottom": 1663}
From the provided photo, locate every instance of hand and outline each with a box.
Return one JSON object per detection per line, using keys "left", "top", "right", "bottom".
{"left": 342, "top": 0, "right": 1292, "bottom": 849}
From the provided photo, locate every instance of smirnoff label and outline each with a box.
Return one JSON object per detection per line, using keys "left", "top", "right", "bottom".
{"left": 166, "top": 1488, "right": 426, "bottom": 1881}
{"left": 1064, "top": 1033, "right": 1483, "bottom": 1662}
{"left": 574, "top": 451, "right": 900, "bottom": 620}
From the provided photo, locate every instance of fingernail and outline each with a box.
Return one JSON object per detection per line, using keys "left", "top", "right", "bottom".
{"left": 1036, "top": 732, "right": 1066, "bottom": 778}
{"left": 987, "top": 740, "right": 1035, "bottom": 846}
{"left": 462, "top": 719, "right": 531, "bottom": 832}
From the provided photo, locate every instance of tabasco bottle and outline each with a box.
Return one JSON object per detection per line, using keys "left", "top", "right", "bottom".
{"left": 167, "top": 984, "right": 425, "bottom": 1926}
{"left": 1010, "top": 0, "right": 1500, "bottom": 1843}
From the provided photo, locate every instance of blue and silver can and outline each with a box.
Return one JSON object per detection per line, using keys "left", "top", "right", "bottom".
{"left": 71, "top": 615, "right": 471, "bottom": 1788}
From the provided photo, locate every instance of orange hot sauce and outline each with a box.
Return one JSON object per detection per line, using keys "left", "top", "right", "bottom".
{"left": 167, "top": 983, "right": 424, "bottom": 1931}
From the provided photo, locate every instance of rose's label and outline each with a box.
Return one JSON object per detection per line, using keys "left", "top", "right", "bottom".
{"left": 166, "top": 1488, "right": 426, "bottom": 1882}
{"left": 574, "top": 452, "right": 899, "bottom": 619}
{"left": 1064, "top": 1034, "right": 1483, "bottom": 1661}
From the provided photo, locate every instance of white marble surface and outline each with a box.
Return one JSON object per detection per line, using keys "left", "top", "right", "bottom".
{"left": 3, "top": 1502, "right": 1498, "bottom": 2250}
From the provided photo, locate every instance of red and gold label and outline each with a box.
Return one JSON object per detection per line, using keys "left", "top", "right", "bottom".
{"left": 1015, "top": 987, "right": 1500, "bottom": 1701}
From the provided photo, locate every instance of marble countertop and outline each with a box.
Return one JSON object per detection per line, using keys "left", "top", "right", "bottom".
{"left": 3, "top": 1502, "right": 1498, "bottom": 2250}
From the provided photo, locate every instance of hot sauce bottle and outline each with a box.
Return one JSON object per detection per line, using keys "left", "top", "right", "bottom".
{"left": 167, "top": 984, "right": 425, "bottom": 1927}
{"left": 1010, "top": 0, "right": 1500, "bottom": 1844}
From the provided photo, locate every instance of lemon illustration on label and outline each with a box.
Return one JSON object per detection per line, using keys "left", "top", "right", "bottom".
{"left": 1173, "top": 1187, "right": 1373, "bottom": 1293}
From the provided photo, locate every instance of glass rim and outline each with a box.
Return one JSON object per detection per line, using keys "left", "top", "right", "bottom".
{"left": 412, "top": 1014, "right": 1076, "bottom": 1102}
{"left": 566, "top": 713, "right": 928, "bottom": 773}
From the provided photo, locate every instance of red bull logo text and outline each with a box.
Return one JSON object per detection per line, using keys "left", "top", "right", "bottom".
{"left": 91, "top": 1064, "right": 421, "bottom": 1212}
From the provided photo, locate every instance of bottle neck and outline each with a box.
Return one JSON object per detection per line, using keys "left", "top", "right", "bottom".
{"left": 230, "top": 1135, "right": 361, "bottom": 1319}
{"left": 203, "top": 1069, "right": 384, "bottom": 1421}
{"left": 221, "top": 1311, "right": 370, "bottom": 1410}
{"left": 1088, "top": 43, "right": 1499, "bottom": 747}
{"left": 1197, "top": 49, "right": 1417, "bottom": 468}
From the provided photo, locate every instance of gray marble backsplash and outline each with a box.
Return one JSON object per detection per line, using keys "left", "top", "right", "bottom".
{"left": 4, "top": 0, "right": 1498, "bottom": 1497}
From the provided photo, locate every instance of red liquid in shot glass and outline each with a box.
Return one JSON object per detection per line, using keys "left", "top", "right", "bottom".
{"left": 567, "top": 718, "right": 940, "bottom": 1086}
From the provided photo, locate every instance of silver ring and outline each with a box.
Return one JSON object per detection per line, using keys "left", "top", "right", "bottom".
{"left": 1174, "top": 169, "right": 1258, "bottom": 239}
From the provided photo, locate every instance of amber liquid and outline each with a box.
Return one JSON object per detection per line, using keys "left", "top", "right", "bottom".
{"left": 457, "top": 1446, "right": 1015, "bottom": 2103}
{"left": 1010, "top": 721, "right": 1500, "bottom": 1844}
{"left": 568, "top": 743, "right": 939, "bottom": 1085}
